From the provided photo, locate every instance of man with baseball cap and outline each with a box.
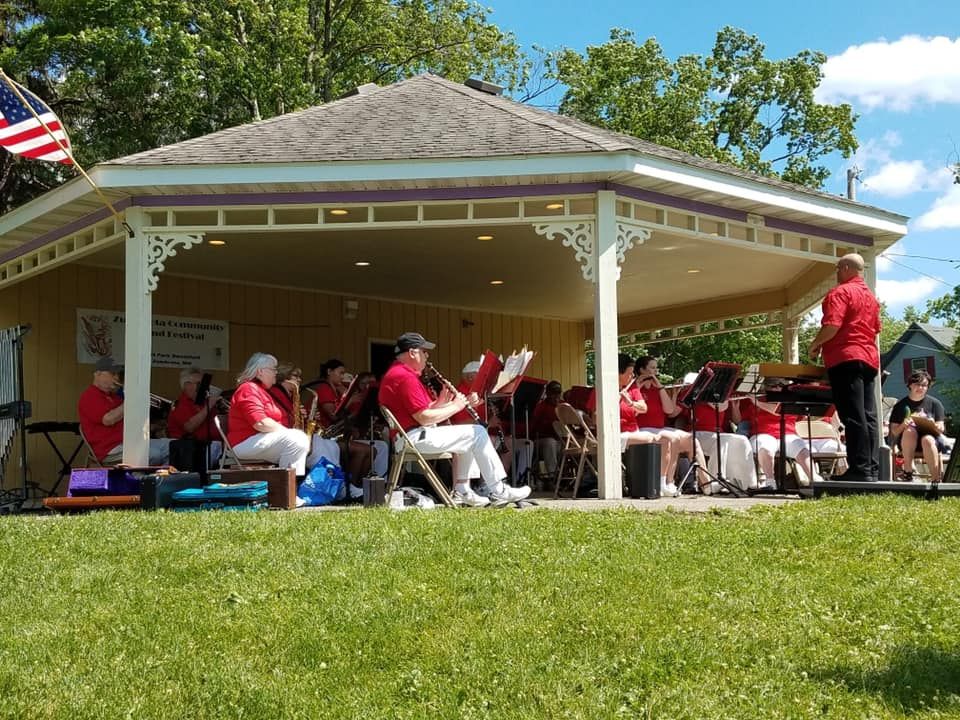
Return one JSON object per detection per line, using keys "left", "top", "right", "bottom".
{"left": 378, "top": 332, "right": 531, "bottom": 507}
{"left": 78, "top": 356, "right": 171, "bottom": 465}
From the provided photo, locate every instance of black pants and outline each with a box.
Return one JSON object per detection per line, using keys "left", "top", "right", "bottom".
{"left": 828, "top": 360, "right": 879, "bottom": 478}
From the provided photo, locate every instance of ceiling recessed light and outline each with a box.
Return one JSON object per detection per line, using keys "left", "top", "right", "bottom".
{"left": 476, "top": 234, "right": 494, "bottom": 241}
{"left": 489, "top": 280, "right": 504, "bottom": 285}
{"left": 208, "top": 239, "right": 226, "bottom": 246}
{"left": 659, "top": 245, "right": 678, "bottom": 251}
{"left": 545, "top": 202, "right": 563, "bottom": 210}
{"left": 354, "top": 261, "right": 370, "bottom": 267}
{"left": 329, "top": 209, "right": 348, "bottom": 216}
{"left": 687, "top": 268, "right": 701, "bottom": 274}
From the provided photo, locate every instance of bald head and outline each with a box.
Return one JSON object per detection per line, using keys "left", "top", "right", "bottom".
{"left": 836, "top": 253, "right": 865, "bottom": 282}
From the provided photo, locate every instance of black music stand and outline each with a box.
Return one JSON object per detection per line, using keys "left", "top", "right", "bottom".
{"left": 491, "top": 376, "right": 546, "bottom": 485}
{"left": 679, "top": 362, "right": 745, "bottom": 497}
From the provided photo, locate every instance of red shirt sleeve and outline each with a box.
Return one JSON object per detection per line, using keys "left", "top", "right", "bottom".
{"left": 821, "top": 286, "right": 846, "bottom": 327}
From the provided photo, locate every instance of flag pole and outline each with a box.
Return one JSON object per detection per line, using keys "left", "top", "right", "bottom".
{"left": 0, "top": 69, "right": 134, "bottom": 238}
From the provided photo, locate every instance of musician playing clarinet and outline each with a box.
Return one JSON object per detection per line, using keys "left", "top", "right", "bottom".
{"left": 378, "top": 332, "right": 531, "bottom": 507}
{"left": 808, "top": 253, "right": 881, "bottom": 482}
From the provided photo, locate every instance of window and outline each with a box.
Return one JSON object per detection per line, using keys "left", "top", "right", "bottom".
{"left": 903, "top": 356, "right": 935, "bottom": 382}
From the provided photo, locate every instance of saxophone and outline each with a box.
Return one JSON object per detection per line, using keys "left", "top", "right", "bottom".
{"left": 303, "top": 388, "right": 319, "bottom": 437}
{"left": 290, "top": 382, "right": 304, "bottom": 430}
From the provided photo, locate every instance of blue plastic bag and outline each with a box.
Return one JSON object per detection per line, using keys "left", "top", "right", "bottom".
{"left": 299, "top": 457, "right": 345, "bottom": 506}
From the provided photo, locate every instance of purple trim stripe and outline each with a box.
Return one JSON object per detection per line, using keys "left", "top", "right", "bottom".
{"left": 0, "top": 197, "right": 132, "bottom": 265}
{"left": 2, "top": 179, "right": 872, "bottom": 267}
{"left": 610, "top": 182, "right": 871, "bottom": 246}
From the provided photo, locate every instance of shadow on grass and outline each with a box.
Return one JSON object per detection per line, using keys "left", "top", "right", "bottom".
{"left": 817, "top": 645, "right": 960, "bottom": 714}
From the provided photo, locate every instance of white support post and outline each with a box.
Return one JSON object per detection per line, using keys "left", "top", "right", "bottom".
{"left": 862, "top": 247, "right": 884, "bottom": 452}
{"left": 781, "top": 314, "right": 800, "bottom": 363}
{"left": 122, "top": 207, "right": 151, "bottom": 466}
{"left": 593, "top": 190, "right": 622, "bottom": 499}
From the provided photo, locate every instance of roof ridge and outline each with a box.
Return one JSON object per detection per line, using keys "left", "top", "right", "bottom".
{"left": 421, "top": 74, "right": 631, "bottom": 152}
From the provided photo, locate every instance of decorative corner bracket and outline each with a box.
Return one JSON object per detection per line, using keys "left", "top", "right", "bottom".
{"left": 145, "top": 233, "right": 204, "bottom": 293}
{"left": 533, "top": 221, "right": 650, "bottom": 282}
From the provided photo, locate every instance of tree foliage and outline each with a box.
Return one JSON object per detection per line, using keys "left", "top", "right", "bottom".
{"left": 0, "top": 0, "right": 527, "bottom": 212}
{"left": 553, "top": 27, "right": 858, "bottom": 189}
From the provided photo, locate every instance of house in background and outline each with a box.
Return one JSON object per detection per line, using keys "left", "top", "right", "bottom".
{"left": 882, "top": 322, "right": 960, "bottom": 415}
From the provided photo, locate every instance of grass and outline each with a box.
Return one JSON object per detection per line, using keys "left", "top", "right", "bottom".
{"left": 1, "top": 497, "right": 960, "bottom": 719}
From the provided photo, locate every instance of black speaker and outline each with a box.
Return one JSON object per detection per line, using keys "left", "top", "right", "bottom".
{"left": 624, "top": 444, "right": 660, "bottom": 499}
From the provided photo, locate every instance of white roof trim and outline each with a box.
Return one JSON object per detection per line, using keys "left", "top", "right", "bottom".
{"left": 1, "top": 150, "right": 908, "bottom": 239}
{"left": 630, "top": 157, "right": 908, "bottom": 236}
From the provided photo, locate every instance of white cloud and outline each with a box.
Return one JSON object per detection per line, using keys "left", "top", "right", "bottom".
{"left": 914, "top": 185, "right": 960, "bottom": 230}
{"left": 862, "top": 162, "right": 953, "bottom": 197}
{"left": 875, "top": 252, "right": 893, "bottom": 273}
{"left": 876, "top": 277, "right": 941, "bottom": 308}
{"left": 817, "top": 35, "right": 960, "bottom": 111}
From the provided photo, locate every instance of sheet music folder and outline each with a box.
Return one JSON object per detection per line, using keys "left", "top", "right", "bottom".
{"left": 469, "top": 350, "right": 502, "bottom": 397}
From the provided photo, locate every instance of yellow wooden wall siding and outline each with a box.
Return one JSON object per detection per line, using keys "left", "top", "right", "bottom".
{"left": 0, "top": 265, "right": 587, "bottom": 491}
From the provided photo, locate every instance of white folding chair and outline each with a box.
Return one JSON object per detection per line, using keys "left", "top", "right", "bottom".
{"left": 554, "top": 403, "right": 598, "bottom": 498}
{"left": 212, "top": 414, "right": 276, "bottom": 470}
{"left": 380, "top": 407, "right": 455, "bottom": 507}
{"left": 78, "top": 425, "right": 106, "bottom": 468}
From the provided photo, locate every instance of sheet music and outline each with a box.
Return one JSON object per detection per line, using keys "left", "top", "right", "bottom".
{"left": 737, "top": 364, "right": 762, "bottom": 395}
{"left": 493, "top": 346, "right": 535, "bottom": 393}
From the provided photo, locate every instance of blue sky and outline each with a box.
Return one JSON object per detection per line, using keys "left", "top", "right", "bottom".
{"left": 490, "top": 0, "right": 960, "bottom": 317}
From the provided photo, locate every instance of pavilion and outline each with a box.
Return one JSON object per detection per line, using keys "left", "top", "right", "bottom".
{"left": 0, "top": 74, "right": 909, "bottom": 496}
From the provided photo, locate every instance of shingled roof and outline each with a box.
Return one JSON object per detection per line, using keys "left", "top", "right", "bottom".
{"left": 105, "top": 74, "right": 901, "bottom": 216}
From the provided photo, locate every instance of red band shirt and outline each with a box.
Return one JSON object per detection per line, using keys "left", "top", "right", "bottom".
{"left": 820, "top": 276, "right": 881, "bottom": 369}
{"left": 78, "top": 385, "right": 123, "bottom": 461}
{"left": 227, "top": 380, "right": 285, "bottom": 447}
{"left": 633, "top": 384, "right": 666, "bottom": 428}
{"left": 166, "top": 391, "right": 215, "bottom": 441}
{"left": 378, "top": 361, "right": 433, "bottom": 432}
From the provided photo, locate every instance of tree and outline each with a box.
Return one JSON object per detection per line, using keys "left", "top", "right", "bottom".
{"left": 0, "top": 0, "right": 527, "bottom": 212}
{"left": 552, "top": 27, "right": 858, "bottom": 189}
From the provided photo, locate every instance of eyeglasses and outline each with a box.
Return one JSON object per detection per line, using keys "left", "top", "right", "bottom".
{"left": 911, "top": 382, "right": 930, "bottom": 388}
{"left": 264, "top": 366, "right": 278, "bottom": 373}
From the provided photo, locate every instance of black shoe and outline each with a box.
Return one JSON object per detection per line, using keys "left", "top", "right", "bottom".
{"left": 831, "top": 470, "right": 868, "bottom": 482}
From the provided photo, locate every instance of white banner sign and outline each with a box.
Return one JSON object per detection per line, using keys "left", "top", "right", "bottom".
{"left": 77, "top": 308, "right": 230, "bottom": 369}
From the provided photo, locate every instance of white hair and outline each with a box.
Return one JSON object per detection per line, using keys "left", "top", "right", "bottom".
{"left": 237, "top": 353, "right": 277, "bottom": 384}
{"left": 179, "top": 366, "right": 203, "bottom": 389}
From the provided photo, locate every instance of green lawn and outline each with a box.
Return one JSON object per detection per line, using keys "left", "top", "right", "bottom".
{"left": 1, "top": 497, "right": 959, "bottom": 719}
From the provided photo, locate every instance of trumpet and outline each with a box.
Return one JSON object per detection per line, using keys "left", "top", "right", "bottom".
{"left": 113, "top": 381, "right": 172, "bottom": 408}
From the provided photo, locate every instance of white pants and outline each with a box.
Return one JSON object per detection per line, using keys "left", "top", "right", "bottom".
{"left": 696, "top": 432, "right": 757, "bottom": 490}
{"left": 750, "top": 433, "right": 808, "bottom": 459}
{"left": 400, "top": 424, "right": 505, "bottom": 486}
{"left": 307, "top": 436, "right": 341, "bottom": 469}
{"left": 233, "top": 428, "right": 309, "bottom": 475}
{"left": 371, "top": 439, "right": 389, "bottom": 477}
{"left": 105, "top": 439, "right": 171, "bottom": 466}
{"left": 536, "top": 437, "right": 561, "bottom": 475}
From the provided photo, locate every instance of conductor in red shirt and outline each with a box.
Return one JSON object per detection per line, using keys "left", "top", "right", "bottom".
{"left": 808, "top": 253, "right": 881, "bottom": 481}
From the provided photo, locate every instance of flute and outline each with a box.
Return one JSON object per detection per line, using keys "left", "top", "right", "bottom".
{"left": 619, "top": 376, "right": 637, "bottom": 401}
{"left": 423, "top": 362, "right": 486, "bottom": 427}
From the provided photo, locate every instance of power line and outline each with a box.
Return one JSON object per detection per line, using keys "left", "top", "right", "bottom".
{"left": 883, "top": 252, "right": 960, "bottom": 266}
{"left": 883, "top": 256, "right": 954, "bottom": 289}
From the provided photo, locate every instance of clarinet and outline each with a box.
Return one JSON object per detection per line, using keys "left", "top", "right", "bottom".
{"left": 423, "top": 362, "right": 487, "bottom": 427}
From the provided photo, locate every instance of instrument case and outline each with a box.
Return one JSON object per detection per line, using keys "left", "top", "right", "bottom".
{"left": 140, "top": 472, "right": 205, "bottom": 510}
{"left": 171, "top": 481, "right": 268, "bottom": 510}
{"left": 206, "top": 467, "right": 297, "bottom": 509}
{"left": 68, "top": 468, "right": 140, "bottom": 496}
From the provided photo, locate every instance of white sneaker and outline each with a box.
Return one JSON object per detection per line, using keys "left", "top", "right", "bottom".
{"left": 454, "top": 486, "right": 491, "bottom": 507}
{"left": 349, "top": 483, "right": 364, "bottom": 499}
{"left": 661, "top": 482, "right": 680, "bottom": 497}
{"left": 485, "top": 482, "right": 532, "bottom": 505}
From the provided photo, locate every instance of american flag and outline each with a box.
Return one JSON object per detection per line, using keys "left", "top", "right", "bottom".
{"left": 0, "top": 73, "right": 71, "bottom": 164}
